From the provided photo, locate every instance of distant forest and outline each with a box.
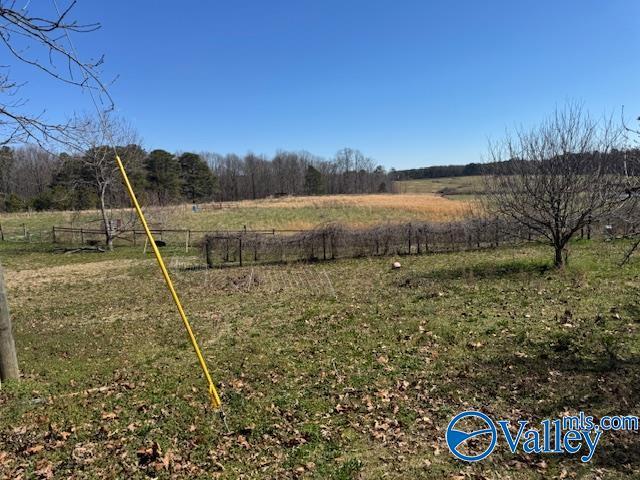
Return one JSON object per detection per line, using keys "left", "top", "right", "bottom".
{"left": 2, "top": 144, "right": 636, "bottom": 213}
{"left": 0, "top": 146, "right": 389, "bottom": 212}
{"left": 390, "top": 150, "right": 639, "bottom": 182}
{"left": 389, "top": 163, "right": 483, "bottom": 181}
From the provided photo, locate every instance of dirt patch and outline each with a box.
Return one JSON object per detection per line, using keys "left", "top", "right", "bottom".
{"left": 5, "top": 259, "right": 151, "bottom": 291}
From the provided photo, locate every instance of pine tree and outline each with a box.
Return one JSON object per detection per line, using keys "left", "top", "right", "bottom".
{"left": 144, "top": 150, "right": 181, "bottom": 205}
{"left": 304, "top": 165, "right": 324, "bottom": 195}
{"left": 178, "top": 152, "right": 218, "bottom": 202}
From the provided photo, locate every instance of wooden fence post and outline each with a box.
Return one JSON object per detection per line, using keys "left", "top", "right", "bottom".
{"left": 80, "top": 228, "right": 84, "bottom": 245}
{"left": 0, "top": 262, "right": 19, "bottom": 383}
{"left": 205, "top": 239, "right": 214, "bottom": 269}
{"left": 0, "top": 223, "right": 4, "bottom": 242}
{"left": 322, "top": 232, "right": 327, "bottom": 260}
{"left": 52, "top": 226, "right": 56, "bottom": 243}
{"left": 238, "top": 237, "right": 243, "bottom": 266}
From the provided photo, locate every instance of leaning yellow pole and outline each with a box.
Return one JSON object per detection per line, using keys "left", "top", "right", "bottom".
{"left": 114, "top": 154, "right": 222, "bottom": 409}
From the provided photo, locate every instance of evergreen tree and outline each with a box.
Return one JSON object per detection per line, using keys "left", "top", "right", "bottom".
{"left": 178, "top": 152, "right": 217, "bottom": 202}
{"left": 144, "top": 150, "right": 181, "bottom": 205}
{"left": 304, "top": 165, "right": 324, "bottom": 195}
{"left": 0, "top": 147, "right": 14, "bottom": 198}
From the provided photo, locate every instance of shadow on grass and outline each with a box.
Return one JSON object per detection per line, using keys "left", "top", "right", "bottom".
{"left": 418, "top": 258, "right": 552, "bottom": 281}
{"left": 442, "top": 346, "right": 640, "bottom": 469}
{"left": 623, "top": 302, "right": 640, "bottom": 322}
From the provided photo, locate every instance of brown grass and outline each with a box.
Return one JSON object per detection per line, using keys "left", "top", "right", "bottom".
{"left": 234, "top": 193, "right": 474, "bottom": 216}
{"left": 1, "top": 193, "right": 477, "bottom": 234}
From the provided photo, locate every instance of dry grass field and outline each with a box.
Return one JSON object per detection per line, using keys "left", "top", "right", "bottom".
{"left": 392, "top": 176, "right": 483, "bottom": 198}
{"left": 0, "top": 192, "right": 474, "bottom": 235}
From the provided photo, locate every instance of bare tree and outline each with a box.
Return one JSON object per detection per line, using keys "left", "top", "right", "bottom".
{"left": 12, "top": 145, "right": 60, "bottom": 197}
{"left": 483, "top": 104, "right": 628, "bottom": 267}
{"left": 70, "top": 114, "right": 141, "bottom": 250}
{"left": 0, "top": 1, "right": 110, "bottom": 147}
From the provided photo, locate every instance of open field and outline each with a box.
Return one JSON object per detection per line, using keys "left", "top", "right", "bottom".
{"left": 392, "top": 176, "right": 483, "bottom": 198}
{"left": 1, "top": 237, "right": 639, "bottom": 478}
{"left": 0, "top": 193, "right": 473, "bottom": 235}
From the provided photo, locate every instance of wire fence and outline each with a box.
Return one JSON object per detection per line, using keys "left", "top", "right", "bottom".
{"left": 0, "top": 223, "right": 53, "bottom": 243}
{"left": 0, "top": 207, "right": 638, "bottom": 266}
{"left": 202, "top": 219, "right": 518, "bottom": 267}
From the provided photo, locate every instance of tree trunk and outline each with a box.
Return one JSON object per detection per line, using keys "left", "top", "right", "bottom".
{"left": 554, "top": 244, "right": 565, "bottom": 268}
{"left": 0, "top": 262, "right": 19, "bottom": 382}
{"left": 99, "top": 185, "right": 114, "bottom": 251}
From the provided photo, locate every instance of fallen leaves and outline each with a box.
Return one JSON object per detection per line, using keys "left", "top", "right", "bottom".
{"left": 100, "top": 412, "right": 117, "bottom": 421}
{"left": 34, "top": 459, "right": 54, "bottom": 479}
{"left": 136, "top": 441, "right": 172, "bottom": 472}
{"left": 24, "top": 444, "right": 44, "bottom": 455}
{"left": 72, "top": 442, "right": 96, "bottom": 465}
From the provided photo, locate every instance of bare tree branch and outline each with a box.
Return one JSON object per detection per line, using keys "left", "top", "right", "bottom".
{"left": 0, "top": 0, "right": 112, "bottom": 148}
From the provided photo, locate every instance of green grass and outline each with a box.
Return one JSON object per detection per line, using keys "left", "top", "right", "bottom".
{"left": 1, "top": 238, "right": 639, "bottom": 478}
{"left": 393, "top": 176, "right": 483, "bottom": 197}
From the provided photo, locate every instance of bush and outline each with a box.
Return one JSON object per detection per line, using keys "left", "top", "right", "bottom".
{"left": 31, "top": 192, "right": 53, "bottom": 211}
{"left": 4, "top": 193, "right": 25, "bottom": 212}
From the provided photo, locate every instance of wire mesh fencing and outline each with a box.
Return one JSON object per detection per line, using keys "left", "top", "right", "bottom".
{"left": 202, "top": 219, "right": 523, "bottom": 268}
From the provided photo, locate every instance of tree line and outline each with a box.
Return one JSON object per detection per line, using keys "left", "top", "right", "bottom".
{"left": 389, "top": 162, "right": 483, "bottom": 181}
{"left": 0, "top": 143, "right": 389, "bottom": 212}
{"left": 389, "top": 149, "right": 640, "bottom": 182}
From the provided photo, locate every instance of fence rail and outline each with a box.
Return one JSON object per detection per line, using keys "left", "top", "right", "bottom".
{"left": 0, "top": 223, "right": 52, "bottom": 243}
{"left": 0, "top": 224, "right": 309, "bottom": 251}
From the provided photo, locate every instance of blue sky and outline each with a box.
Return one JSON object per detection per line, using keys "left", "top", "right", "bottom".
{"left": 13, "top": 0, "right": 640, "bottom": 169}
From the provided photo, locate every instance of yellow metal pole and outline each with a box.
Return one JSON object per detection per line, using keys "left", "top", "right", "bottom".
{"left": 113, "top": 154, "right": 222, "bottom": 409}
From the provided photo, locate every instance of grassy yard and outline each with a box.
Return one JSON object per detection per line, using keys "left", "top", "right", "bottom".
{"left": 0, "top": 237, "right": 639, "bottom": 478}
